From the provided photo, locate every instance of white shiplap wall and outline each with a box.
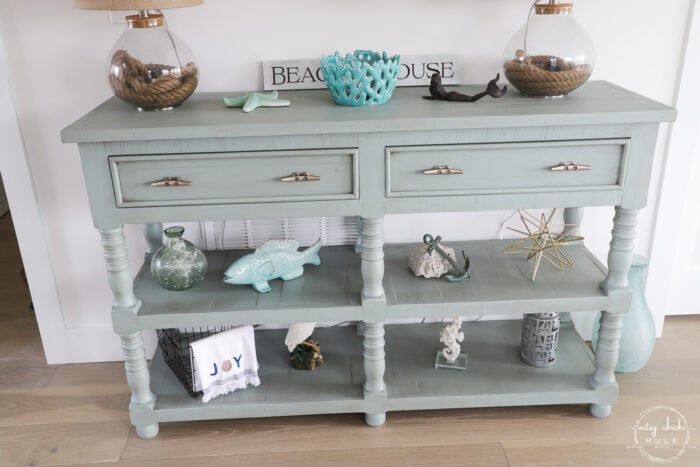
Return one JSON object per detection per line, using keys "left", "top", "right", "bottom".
{"left": 202, "top": 217, "right": 358, "bottom": 250}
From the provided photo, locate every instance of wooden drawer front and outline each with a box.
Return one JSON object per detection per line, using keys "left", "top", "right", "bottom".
{"left": 110, "top": 149, "right": 358, "bottom": 207}
{"left": 386, "top": 140, "right": 629, "bottom": 197}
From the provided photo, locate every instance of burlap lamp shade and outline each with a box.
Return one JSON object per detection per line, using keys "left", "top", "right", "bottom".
{"left": 74, "top": 1, "right": 203, "bottom": 10}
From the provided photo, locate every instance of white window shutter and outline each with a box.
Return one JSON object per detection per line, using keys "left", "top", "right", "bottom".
{"left": 202, "top": 217, "right": 358, "bottom": 251}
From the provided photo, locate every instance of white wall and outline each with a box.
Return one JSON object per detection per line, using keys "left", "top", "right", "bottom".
{"left": 0, "top": 0, "right": 691, "bottom": 363}
{"left": 649, "top": 0, "right": 700, "bottom": 318}
{"left": 0, "top": 174, "right": 8, "bottom": 216}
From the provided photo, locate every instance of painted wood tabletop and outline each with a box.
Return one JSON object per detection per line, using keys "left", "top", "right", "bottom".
{"left": 61, "top": 81, "right": 676, "bottom": 143}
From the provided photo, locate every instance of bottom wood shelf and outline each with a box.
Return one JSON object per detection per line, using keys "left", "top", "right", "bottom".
{"left": 145, "top": 320, "right": 612, "bottom": 425}
{"left": 385, "top": 320, "right": 609, "bottom": 411}
{"left": 149, "top": 326, "right": 366, "bottom": 423}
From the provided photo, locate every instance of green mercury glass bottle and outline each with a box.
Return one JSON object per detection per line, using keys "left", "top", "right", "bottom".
{"left": 151, "top": 226, "right": 207, "bottom": 291}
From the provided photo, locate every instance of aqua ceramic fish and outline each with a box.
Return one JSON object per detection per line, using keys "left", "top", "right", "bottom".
{"left": 223, "top": 239, "right": 322, "bottom": 293}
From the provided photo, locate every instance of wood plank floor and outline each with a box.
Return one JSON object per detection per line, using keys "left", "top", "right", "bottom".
{"left": 1, "top": 213, "right": 698, "bottom": 466}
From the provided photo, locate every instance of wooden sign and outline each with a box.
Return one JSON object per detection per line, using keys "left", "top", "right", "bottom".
{"left": 262, "top": 54, "right": 462, "bottom": 91}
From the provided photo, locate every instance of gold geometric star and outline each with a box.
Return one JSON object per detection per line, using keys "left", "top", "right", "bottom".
{"left": 503, "top": 209, "right": 584, "bottom": 281}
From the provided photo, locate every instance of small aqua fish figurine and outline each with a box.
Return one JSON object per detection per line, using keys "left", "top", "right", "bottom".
{"left": 223, "top": 239, "right": 322, "bottom": 293}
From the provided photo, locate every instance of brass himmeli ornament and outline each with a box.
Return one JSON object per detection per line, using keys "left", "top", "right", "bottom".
{"left": 503, "top": 209, "right": 583, "bottom": 281}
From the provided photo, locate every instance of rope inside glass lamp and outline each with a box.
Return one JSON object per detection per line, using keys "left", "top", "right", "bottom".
{"left": 108, "top": 49, "right": 198, "bottom": 110}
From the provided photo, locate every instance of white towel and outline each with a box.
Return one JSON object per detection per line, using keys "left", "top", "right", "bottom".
{"left": 189, "top": 325, "right": 261, "bottom": 403}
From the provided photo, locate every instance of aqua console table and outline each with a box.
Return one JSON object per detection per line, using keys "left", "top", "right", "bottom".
{"left": 62, "top": 82, "right": 675, "bottom": 439}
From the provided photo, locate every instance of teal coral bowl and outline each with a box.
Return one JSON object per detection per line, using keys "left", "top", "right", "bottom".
{"left": 321, "top": 50, "right": 400, "bottom": 106}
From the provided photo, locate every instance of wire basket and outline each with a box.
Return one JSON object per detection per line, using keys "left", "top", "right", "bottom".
{"left": 320, "top": 50, "right": 400, "bottom": 106}
{"left": 157, "top": 326, "right": 235, "bottom": 397}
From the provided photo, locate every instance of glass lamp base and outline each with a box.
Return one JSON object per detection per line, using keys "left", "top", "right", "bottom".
{"left": 435, "top": 352, "right": 468, "bottom": 371}
{"left": 107, "top": 12, "right": 198, "bottom": 111}
{"left": 136, "top": 105, "right": 175, "bottom": 112}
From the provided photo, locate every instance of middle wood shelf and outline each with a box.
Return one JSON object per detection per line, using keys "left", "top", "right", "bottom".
{"left": 127, "top": 240, "right": 609, "bottom": 332}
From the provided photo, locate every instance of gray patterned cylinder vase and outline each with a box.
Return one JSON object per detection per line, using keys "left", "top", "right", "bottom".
{"left": 151, "top": 226, "right": 207, "bottom": 291}
{"left": 520, "top": 312, "right": 561, "bottom": 367}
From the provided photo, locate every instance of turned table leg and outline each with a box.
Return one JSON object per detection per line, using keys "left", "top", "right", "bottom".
{"left": 355, "top": 217, "right": 365, "bottom": 336}
{"left": 563, "top": 207, "right": 584, "bottom": 240}
{"left": 362, "top": 322, "right": 386, "bottom": 426}
{"left": 100, "top": 227, "right": 158, "bottom": 438}
{"left": 360, "top": 217, "right": 386, "bottom": 426}
{"left": 589, "top": 207, "right": 638, "bottom": 418}
{"left": 561, "top": 207, "right": 584, "bottom": 327}
{"left": 142, "top": 223, "right": 163, "bottom": 260}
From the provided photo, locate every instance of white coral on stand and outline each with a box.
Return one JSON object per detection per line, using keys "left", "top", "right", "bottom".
{"left": 440, "top": 317, "right": 464, "bottom": 363}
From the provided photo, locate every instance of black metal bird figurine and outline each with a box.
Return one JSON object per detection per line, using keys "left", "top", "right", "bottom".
{"left": 423, "top": 72, "right": 507, "bottom": 102}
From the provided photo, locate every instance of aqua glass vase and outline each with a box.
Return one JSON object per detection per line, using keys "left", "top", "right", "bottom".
{"left": 592, "top": 255, "right": 655, "bottom": 373}
{"left": 151, "top": 226, "right": 207, "bottom": 291}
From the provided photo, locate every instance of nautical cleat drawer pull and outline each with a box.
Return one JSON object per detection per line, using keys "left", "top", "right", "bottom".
{"left": 280, "top": 172, "right": 322, "bottom": 182}
{"left": 423, "top": 165, "right": 465, "bottom": 175}
{"left": 549, "top": 162, "right": 591, "bottom": 171}
{"left": 149, "top": 176, "right": 193, "bottom": 187}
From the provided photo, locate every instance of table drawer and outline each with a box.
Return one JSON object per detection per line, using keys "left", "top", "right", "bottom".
{"left": 110, "top": 149, "right": 358, "bottom": 207}
{"left": 386, "top": 140, "right": 629, "bottom": 197}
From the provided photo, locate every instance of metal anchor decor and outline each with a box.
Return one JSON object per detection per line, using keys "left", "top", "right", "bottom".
{"left": 423, "top": 234, "right": 471, "bottom": 282}
{"left": 423, "top": 72, "right": 507, "bottom": 102}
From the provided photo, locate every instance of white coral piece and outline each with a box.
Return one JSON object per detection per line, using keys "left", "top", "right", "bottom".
{"left": 440, "top": 317, "right": 464, "bottom": 363}
{"left": 285, "top": 322, "right": 316, "bottom": 352}
{"left": 408, "top": 246, "right": 456, "bottom": 278}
